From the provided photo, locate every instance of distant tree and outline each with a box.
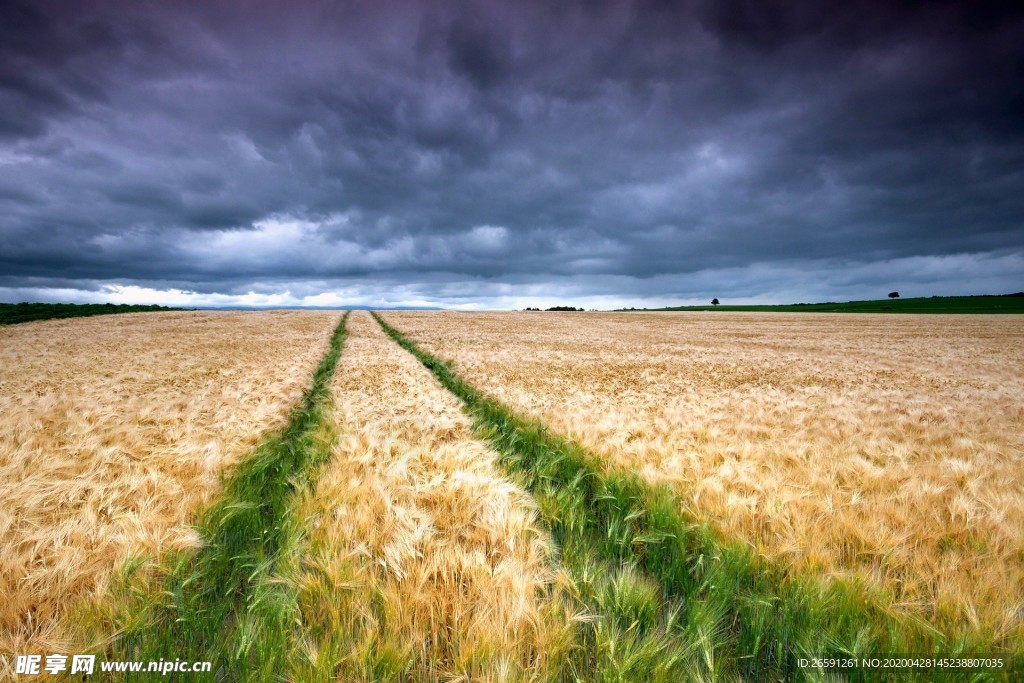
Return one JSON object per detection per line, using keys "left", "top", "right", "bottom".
{"left": 711, "top": 298, "right": 720, "bottom": 306}
{"left": 888, "top": 291, "right": 900, "bottom": 299}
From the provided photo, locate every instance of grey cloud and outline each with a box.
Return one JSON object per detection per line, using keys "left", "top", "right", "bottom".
{"left": 1, "top": 0, "right": 1022, "bottom": 307}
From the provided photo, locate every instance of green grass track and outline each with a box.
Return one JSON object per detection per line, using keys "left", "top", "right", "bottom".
{"left": 95, "top": 312, "right": 349, "bottom": 681}
{"left": 373, "top": 311, "right": 1022, "bottom": 683}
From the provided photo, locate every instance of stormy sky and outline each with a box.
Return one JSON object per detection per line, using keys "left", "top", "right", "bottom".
{"left": 2, "top": 0, "right": 1022, "bottom": 309}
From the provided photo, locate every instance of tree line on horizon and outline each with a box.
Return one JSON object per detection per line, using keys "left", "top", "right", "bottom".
{"left": 0, "top": 302, "right": 183, "bottom": 325}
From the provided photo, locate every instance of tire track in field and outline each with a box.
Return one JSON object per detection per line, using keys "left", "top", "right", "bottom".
{"left": 282, "top": 311, "right": 578, "bottom": 681}
{"left": 0, "top": 311, "right": 337, "bottom": 659}
{"left": 373, "top": 312, "right": 746, "bottom": 682}
{"left": 295, "top": 311, "right": 719, "bottom": 682}
{"left": 97, "top": 312, "right": 350, "bottom": 681}
{"left": 373, "top": 312, "right": 1020, "bottom": 683}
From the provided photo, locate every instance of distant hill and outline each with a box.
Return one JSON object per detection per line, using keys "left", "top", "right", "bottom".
{"left": 0, "top": 302, "right": 185, "bottom": 325}
{"left": 624, "top": 293, "right": 1024, "bottom": 314}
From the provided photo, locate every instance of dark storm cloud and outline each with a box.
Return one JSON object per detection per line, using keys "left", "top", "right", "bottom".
{"left": 1, "top": 0, "right": 1022, "bottom": 307}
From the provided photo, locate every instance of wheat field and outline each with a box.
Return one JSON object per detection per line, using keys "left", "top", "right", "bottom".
{"left": 4, "top": 307, "right": 1021, "bottom": 678}
{"left": 0, "top": 311, "right": 339, "bottom": 655}
{"left": 385, "top": 311, "right": 1024, "bottom": 643}
{"left": 288, "top": 311, "right": 575, "bottom": 680}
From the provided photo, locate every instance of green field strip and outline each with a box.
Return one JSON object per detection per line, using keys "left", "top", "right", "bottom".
{"left": 373, "top": 312, "right": 1022, "bottom": 683}
{"left": 92, "top": 312, "right": 350, "bottom": 681}
{"left": 0, "top": 302, "right": 186, "bottom": 325}
{"left": 631, "top": 294, "right": 1024, "bottom": 314}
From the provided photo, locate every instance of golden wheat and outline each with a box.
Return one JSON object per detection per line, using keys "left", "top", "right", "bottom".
{"left": 290, "top": 312, "right": 575, "bottom": 681}
{"left": 385, "top": 311, "right": 1024, "bottom": 642}
{"left": 0, "top": 311, "right": 339, "bottom": 656}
